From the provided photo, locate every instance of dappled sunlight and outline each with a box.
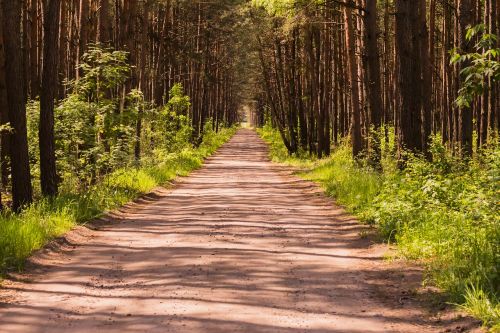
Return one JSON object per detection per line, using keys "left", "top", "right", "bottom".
{"left": 0, "top": 130, "right": 458, "bottom": 333}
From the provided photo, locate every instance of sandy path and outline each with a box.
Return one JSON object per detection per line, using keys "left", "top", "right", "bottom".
{"left": 0, "top": 129, "right": 476, "bottom": 332}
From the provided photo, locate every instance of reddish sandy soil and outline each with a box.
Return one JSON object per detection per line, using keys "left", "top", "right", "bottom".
{"left": 0, "top": 129, "right": 482, "bottom": 332}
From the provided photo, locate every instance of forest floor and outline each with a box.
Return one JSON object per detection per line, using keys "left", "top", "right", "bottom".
{"left": 0, "top": 129, "right": 482, "bottom": 333}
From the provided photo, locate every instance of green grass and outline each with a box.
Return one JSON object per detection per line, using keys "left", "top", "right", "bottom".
{"left": 460, "top": 285, "right": 500, "bottom": 330}
{"left": 258, "top": 125, "right": 383, "bottom": 213}
{"left": 0, "top": 126, "right": 236, "bottom": 273}
{"left": 258, "top": 125, "right": 500, "bottom": 329}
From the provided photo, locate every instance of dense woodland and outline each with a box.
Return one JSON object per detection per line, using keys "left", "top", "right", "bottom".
{"left": 251, "top": 0, "right": 499, "bottom": 326}
{"left": 252, "top": 0, "right": 500, "bottom": 162}
{"left": 1, "top": 0, "right": 498, "bottom": 207}
{"left": 0, "top": 0, "right": 499, "bottom": 328}
{"left": 0, "top": 0, "right": 250, "bottom": 212}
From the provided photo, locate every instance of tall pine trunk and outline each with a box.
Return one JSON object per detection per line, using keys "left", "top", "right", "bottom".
{"left": 39, "top": 0, "right": 61, "bottom": 197}
{"left": 395, "top": 0, "right": 423, "bottom": 157}
{"left": 344, "top": 5, "right": 363, "bottom": 158}
{"left": 457, "top": 0, "right": 474, "bottom": 157}
{"left": 365, "top": 0, "right": 384, "bottom": 167}
{"left": 1, "top": 0, "right": 33, "bottom": 211}
{"left": 0, "top": 3, "right": 7, "bottom": 209}
{"left": 419, "top": 0, "right": 432, "bottom": 157}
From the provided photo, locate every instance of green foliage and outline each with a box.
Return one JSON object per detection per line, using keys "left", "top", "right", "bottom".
{"left": 166, "top": 83, "right": 191, "bottom": 115}
{"left": 451, "top": 25, "right": 500, "bottom": 108}
{"left": 3, "top": 43, "right": 238, "bottom": 276}
{"left": 259, "top": 125, "right": 500, "bottom": 328}
{"left": 304, "top": 144, "right": 382, "bottom": 213}
{"left": 25, "top": 46, "right": 198, "bottom": 189}
{"left": 252, "top": 0, "right": 325, "bottom": 16}
{"left": 460, "top": 285, "right": 500, "bottom": 330}
{"left": 72, "top": 44, "right": 130, "bottom": 97}
{"left": 0, "top": 126, "right": 236, "bottom": 273}
{"left": 158, "top": 84, "right": 193, "bottom": 152}
{"left": 51, "top": 45, "right": 135, "bottom": 184}
{"left": 368, "top": 142, "right": 499, "bottom": 308}
{"left": 257, "top": 123, "right": 314, "bottom": 166}
{"left": 252, "top": 0, "right": 296, "bottom": 15}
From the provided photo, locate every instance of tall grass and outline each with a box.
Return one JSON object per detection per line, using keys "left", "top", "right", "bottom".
{"left": 258, "top": 125, "right": 500, "bottom": 329}
{"left": 0, "top": 126, "right": 236, "bottom": 273}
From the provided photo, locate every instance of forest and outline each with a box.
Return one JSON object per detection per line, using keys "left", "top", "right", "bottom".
{"left": 252, "top": 0, "right": 499, "bottom": 328}
{"left": 0, "top": 0, "right": 246, "bottom": 299}
{"left": 0, "top": 0, "right": 498, "bottom": 331}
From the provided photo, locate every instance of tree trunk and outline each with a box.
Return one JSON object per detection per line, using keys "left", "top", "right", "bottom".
{"left": 344, "top": 5, "right": 363, "bottom": 158}
{"left": 395, "top": 0, "right": 423, "bottom": 156}
{"left": 419, "top": 0, "right": 432, "bottom": 157}
{"left": 39, "top": 0, "right": 61, "bottom": 197}
{"left": 0, "top": 2, "right": 7, "bottom": 208}
{"left": 365, "top": 0, "right": 384, "bottom": 167}
{"left": 76, "top": 0, "right": 89, "bottom": 79}
{"left": 458, "top": 0, "right": 474, "bottom": 157}
{"left": 97, "top": 0, "right": 112, "bottom": 44}
{"left": 1, "top": 0, "right": 33, "bottom": 211}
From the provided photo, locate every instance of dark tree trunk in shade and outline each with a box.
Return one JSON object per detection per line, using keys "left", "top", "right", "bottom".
{"left": 458, "top": 0, "right": 474, "bottom": 157}
{"left": 0, "top": 4, "right": 7, "bottom": 209}
{"left": 98, "top": 0, "right": 112, "bottom": 44}
{"left": 344, "top": 5, "right": 363, "bottom": 159}
{"left": 419, "top": 0, "right": 432, "bottom": 158}
{"left": 39, "top": 0, "right": 61, "bottom": 197}
{"left": 365, "top": 0, "right": 384, "bottom": 167}
{"left": 1, "top": 0, "right": 33, "bottom": 211}
{"left": 395, "top": 0, "right": 423, "bottom": 155}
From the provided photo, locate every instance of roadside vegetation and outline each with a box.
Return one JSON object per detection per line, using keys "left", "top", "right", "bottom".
{"left": 259, "top": 125, "right": 499, "bottom": 329}
{"left": 0, "top": 127, "right": 236, "bottom": 272}
{"left": 0, "top": 124, "right": 235, "bottom": 274}
{"left": 0, "top": 45, "right": 237, "bottom": 274}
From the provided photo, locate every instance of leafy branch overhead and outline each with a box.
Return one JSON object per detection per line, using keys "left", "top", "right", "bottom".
{"left": 451, "top": 24, "right": 500, "bottom": 108}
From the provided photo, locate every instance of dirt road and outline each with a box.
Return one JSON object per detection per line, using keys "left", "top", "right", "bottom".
{"left": 0, "top": 129, "right": 477, "bottom": 332}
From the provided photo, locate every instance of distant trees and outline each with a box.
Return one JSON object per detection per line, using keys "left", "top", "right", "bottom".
{"left": 253, "top": 0, "right": 500, "bottom": 162}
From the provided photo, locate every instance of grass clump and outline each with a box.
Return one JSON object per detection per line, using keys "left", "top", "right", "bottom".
{"left": 303, "top": 144, "right": 382, "bottom": 213}
{"left": 0, "top": 126, "right": 236, "bottom": 273}
{"left": 258, "top": 125, "right": 499, "bottom": 328}
{"left": 460, "top": 285, "right": 500, "bottom": 330}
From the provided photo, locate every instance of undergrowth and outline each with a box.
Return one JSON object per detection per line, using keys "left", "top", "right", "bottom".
{"left": 0, "top": 126, "right": 236, "bottom": 273}
{"left": 258, "top": 124, "right": 500, "bottom": 329}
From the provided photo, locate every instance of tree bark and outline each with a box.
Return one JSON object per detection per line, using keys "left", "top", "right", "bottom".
{"left": 39, "top": 0, "right": 61, "bottom": 197}
{"left": 97, "top": 0, "right": 112, "bottom": 44}
{"left": 0, "top": 2, "right": 7, "bottom": 208}
{"left": 1, "top": 0, "right": 33, "bottom": 211}
{"left": 419, "top": 0, "right": 432, "bottom": 157}
{"left": 395, "top": 0, "right": 423, "bottom": 156}
{"left": 457, "top": 0, "right": 474, "bottom": 157}
{"left": 344, "top": 4, "right": 363, "bottom": 158}
{"left": 365, "top": 0, "right": 384, "bottom": 166}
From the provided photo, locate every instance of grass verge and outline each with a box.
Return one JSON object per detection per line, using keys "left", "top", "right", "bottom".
{"left": 0, "top": 126, "right": 236, "bottom": 273}
{"left": 258, "top": 125, "right": 499, "bottom": 330}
